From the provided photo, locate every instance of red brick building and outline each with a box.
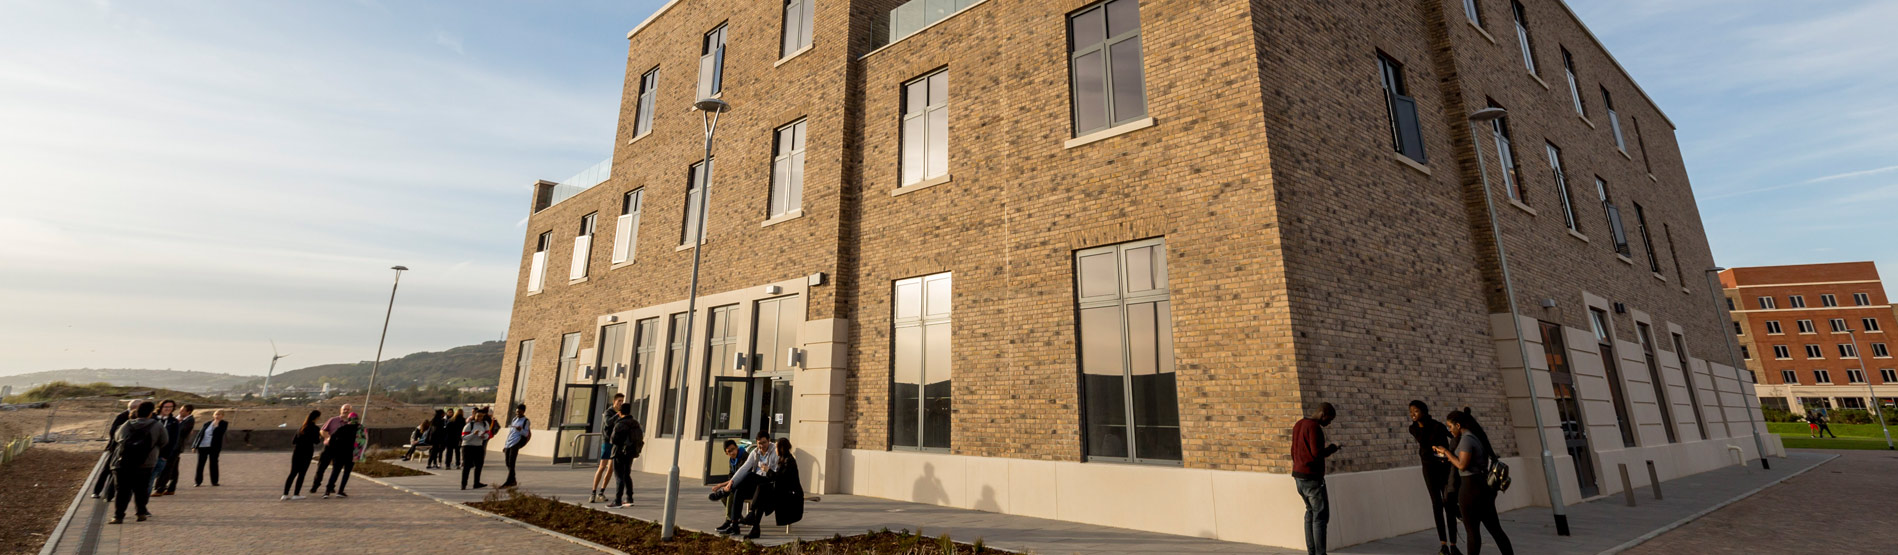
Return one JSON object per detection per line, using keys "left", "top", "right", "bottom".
{"left": 1722, "top": 262, "right": 1898, "bottom": 413}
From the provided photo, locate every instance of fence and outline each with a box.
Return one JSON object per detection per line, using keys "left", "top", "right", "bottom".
{"left": 1, "top": 436, "right": 31, "bottom": 466}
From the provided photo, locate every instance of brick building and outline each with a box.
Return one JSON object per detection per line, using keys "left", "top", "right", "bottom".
{"left": 494, "top": 0, "right": 1779, "bottom": 548}
{"left": 1721, "top": 262, "right": 1898, "bottom": 414}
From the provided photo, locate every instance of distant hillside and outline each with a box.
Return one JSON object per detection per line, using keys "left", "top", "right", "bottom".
{"left": 0, "top": 368, "right": 251, "bottom": 394}
{"left": 235, "top": 341, "right": 503, "bottom": 392}
{"left": 2, "top": 381, "right": 229, "bottom": 405}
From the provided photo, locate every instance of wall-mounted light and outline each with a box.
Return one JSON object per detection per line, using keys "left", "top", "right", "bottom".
{"left": 765, "top": 285, "right": 783, "bottom": 295}
{"left": 809, "top": 272, "right": 827, "bottom": 287}
{"left": 788, "top": 348, "right": 804, "bottom": 368}
{"left": 1540, "top": 298, "right": 1558, "bottom": 309}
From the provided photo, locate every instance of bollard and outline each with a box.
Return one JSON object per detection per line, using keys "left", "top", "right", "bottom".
{"left": 1646, "top": 460, "right": 1663, "bottom": 500}
{"left": 1619, "top": 463, "right": 1636, "bottom": 507}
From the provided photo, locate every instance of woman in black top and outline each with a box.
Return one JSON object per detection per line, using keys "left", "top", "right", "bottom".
{"left": 1409, "top": 400, "right": 1459, "bottom": 555}
{"left": 426, "top": 409, "right": 448, "bottom": 469}
{"left": 1434, "top": 410, "right": 1513, "bottom": 555}
{"left": 284, "top": 410, "right": 321, "bottom": 500}
{"left": 320, "top": 414, "right": 362, "bottom": 499}
{"left": 444, "top": 409, "right": 466, "bottom": 470}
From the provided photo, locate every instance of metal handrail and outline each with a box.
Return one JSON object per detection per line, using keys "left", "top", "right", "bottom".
{"left": 568, "top": 432, "right": 604, "bottom": 468}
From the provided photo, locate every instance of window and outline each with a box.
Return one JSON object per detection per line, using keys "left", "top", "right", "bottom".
{"left": 1849, "top": 369, "right": 1868, "bottom": 384}
{"left": 633, "top": 68, "right": 659, "bottom": 138}
{"left": 556, "top": 333, "right": 581, "bottom": 420}
{"left": 1762, "top": 396, "right": 1790, "bottom": 411}
{"left": 1734, "top": 321, "right": 1744, "bottom": 335}
{"left": 768, "top": 121, "right": 808, "bottom": 218}
{"left": 629, "top": 317, "right": 659, "bottom": 429}
{"left": 1772, "top": 345, "right": 1790, "bottom": 359}
{"left": 892, "top": 272, "right": 952, "bottom": 450}
{"left": 698, "top": 25, "right": 728, "bottom": 99}
{"left": 1594, "top": 178, "right": 1630, "bottom": 256}
{"left": 1780, "top": 370, "right": 1797, "bottom": 384}
{"left": 1854, "top": 293, "right": 1872, "bottom": 306}
{"left": 1546, "top": 143, "right": 1577, "bottom": 230}
{"left": 1633, "top": 116, "right": 1654, "bottom": 174}
{"left": 1831, "top": 318, "right": 1849, "bottom": 333}
{"left": 1840, "top": 344, "right": 1859, "bottom": 358}
{"left": 1078, "top": 238, "right": 1181, "bottom": 462}
{"left": 683, "top": 160, "right": 710, "bottom": 245}
{"left": 1741, "top": 345, "right": 1750, "bottom": 359}
{"left": 1562, "top": 48, "right": 1585, "bottom": 116}
{"left": 1806, "top": 344, "right": 1824, "bottom": 359}
{"left": 698, "top": 305, "right": 740, "bottom": 438}
{"left": 1665, "top": 224, "right": 1686, "bottom": 284}
{"left": 658, "top": 313, "right": 689, "bottom": 437}
{"left": 1788, "top": 295, "right": 1806, "bottom": 308}
{"left": 780, "top": 0, "right": 815, "bottom": 58}
{"left": 1380, "top": 54, "right": 1427, "bottom": 164}
{"left": 528, "top": 231, "right": 552, "bottom": 292}
{"left": 1633, "top": 203, "right": 1659, "bottom": 273}
{"left": 1492, "top": 102, "right": 1524, "bottom": 200}
{"left": 1882, "top": 369, "right": 1897, "bottom": 382}
{"left": 571, "top": 213, "right": 596, "bottom": 280}
{"left": 612, "top": 190, "right": 643, "bottom": 264}
{"left": 1866, "top": 318, "right": 1884, "bottom": 333}
{"left": 1463, "top": 0, "right": 1483, "bottom": 26}
{"left": 1813, "top": 369, "right": 1832, "bottom": 384}
{"left": 510, "top": 340, "right": 535, "bottom": 410}
{"left": 1726, "top": 296, "right": 1735, "bottom": 311}
{"left": 1590, "top": 308, "right": 1636, "bottom": 447}
{"left": 1068, "top": 0, "right": 1146, "bottom": 136}
{"left": 1766, "top": 321, "right": 1783, "bottom": 334}
{"left": 1840, "top": 396, "right": 1866, "bottom": 410}
{"left": 1821, "top": 294, "right": 1838, "bottom": 307}
{"left": 1603, "top": 87, "right": 1625, "bottom": 151}
{"left": 1798, "top": 320, "right": 1816, "bottom": 334}
{"left": 901, "top": 70, "right": 949, "bottom": 186}
{"left": 1757, "top": 296, "right": 1775, "bottom": 309}
{"left": 1511, "top": 1, "right": 1537, "bottom": 73}
{"left": 1874, "top": 343, "right": 1891, "bottom": 358}
{"left": 1672, "top": 332, "right": 1708, "bottom": 440}
{"left": 1638, "top": 324, "right": 1677, "bottom": 443}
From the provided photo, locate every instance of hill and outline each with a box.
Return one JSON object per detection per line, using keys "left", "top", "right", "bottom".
{"left": 235, "top": 341, "right": 504, "bottom": 392}
{"left": 1, "top": 381, "right": 230, "bottom": 405}
{"left": 0, "top": 368, "right": 252, "bottom": 394}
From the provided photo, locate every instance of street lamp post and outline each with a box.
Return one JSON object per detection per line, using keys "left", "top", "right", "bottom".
{"left": 1468, "top": 107, "right": 1570, "bottom": 536}
{"left": 1705, "top": 268, "right": 1771, "bottom": 468}
{"left": 361, "top": 265, "right": 409, "bottom": 428}
{"left": 1839, "top": 328, "right": 1894, "bottom": 449}
{"left": 660, "top": 97, "right": 731, "bottom": 541}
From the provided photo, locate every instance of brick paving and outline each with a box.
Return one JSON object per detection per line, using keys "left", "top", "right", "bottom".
{"left": 1624, "top": 449, "right": 1898, "bottom": 555}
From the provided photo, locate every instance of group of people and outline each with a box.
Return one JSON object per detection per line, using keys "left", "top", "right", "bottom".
{"left": 91, "top": 398, "right": 229, "bottom": 524}
{"left": 710, "top": 431, "right": 805, "bottom": 539}
{"left": 398, "top": 405, "right": 530, "bottom": 489}
{"left": 281, "top": 403, "right": 369, "bottom": 499}
{"left": 1293, "top": 401, "right": 1514, "bottom": 555}
{"left": 588, "top": 394, "right": 643, "bottom": 507}
{"left": 1803, "top": 407, "right": 1839, "bottom": 438}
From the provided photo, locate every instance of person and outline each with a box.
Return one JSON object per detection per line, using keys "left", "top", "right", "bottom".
{"left": 314, "top": 413, "right": 361, "bottom": 499}
{"left": 195, "top": 410, "right": 229, "bottom": 486}
{"left": 320, "top": 403, "right": 352, "bottom": 444}
{"left": 1434, "top": 410, "right": 1513, "bottom": 555}
{"left": 426, "top": 409, "right": 449, "bottom": 469}
{"left": 500, "top": 404, "right": 532, "bottom": 488}
{"left": 445, "top": 408, "right": 467, "bottom": 470}
{"left": 1409, "top": 401, "right": 1460, "bottom": 555}
{"left": 1804, "top": 410, "right": 1820, "bottom": 438}
{"left": 459, "top": 408, "right": 497, "bottom": 489}
{"left": 1816, "top": 408, "right": 1839, "bottom": 438}
{"left": 94, "top": 399, "right": 138, "bottom": 499}
{"left": 713, "top": 431, "right": 778, "bottom": 539}
{"left": 158, "top": 405, "right": 196, "bottom": 495}
{"left": 109, "top": 401, "right": 167, "bottom": 524}
{"left": 770, "top": 438, "right": 805, "bottom": 528}
{"left": 592, "top": 393, "right": 625, "bottom": 503}
{"left": 403, "top": 418, "right": 432, "bottom": 461}
{"left": 606, "top": 403, "right": 644, "bottom": 508}
{"left": 284, "top": 410, "right": 321, "bottom": 500}
{"left": 1292, "top": 402, "right": 1340, "bottom": 555}
{"left": 147, "top": 399, "right": 178, "bottom": 497}
{"left": 714, "top": 439, "right": 742, "bottom": 530}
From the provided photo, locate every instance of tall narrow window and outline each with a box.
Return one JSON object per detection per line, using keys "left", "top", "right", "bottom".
{"left": 1542, "top": 321, "right": 1600, "bottom": 497}
{"left": 901, "top": 70, "right": 948, "bottom": 186}
{"left": 698, "top": 305, "right": 740, "bottom": 438}
{"left": 571, "top": 213, "right": 596, "bottom": 280}
{"left": 1491, "top": 102, "right": 1524, "bottom": 201}
{"left": 892, "top": 272, "right": 952, "bottom": 450}
{"left": 556, "top": 332, "right": 580, "bottom": 420}
{"left": 528, "top": 231, "right": 552, "bottom": 292}
{"left": 629, "top": 317, "right": 659, "bottom": 429}
{"left": 1380, "top": 53, "right": 1427, "bottom": 164}
{"left": 1562, "top": 48, "right": 1585, "bottom": 116}
{"left": 1596, "top": 178, "right": 1629, "bottom": 256}
{"left": 634, "top": 68, "right": 659, "bottom": 139}
{"left": 1741, "top": 345, "right": 1750, "bottom": 359}
{"left": 683, "top": 161, "right": 710, "bottom": 245}
{"left": 597, "top": 322, "right": 628, "bottom": 389}
{"left": 1603, "top": 87, "right": 1626, "bottom": 151}
{"left": 1821, "top": 294, "right": 1838, "bottom": 307}
{"left": 1078, "top": 238, "right": 1180, "bottom": 462}
{"left": 612, "top": 189, "right": 643, "bottom": 264}
{"left": 658, "top": 313, "right": 689, "bottom": 437}
{"left": 697, "top": 25, "right": 727, "bottom": 99}
{"left": 1638, "top": 323, "right": 1677, "bottom": 443}
{"left": 1854, "top": 293, "right": 1872, "bottom": 306}
{"left": 1463, "top": 0, "right": 1483, "bottom": 26}
{"left": 1068, "top": 0, "right": 1146, "bottom": 136}
{"left": 510, "top": 339, "right": 535, "bottom": 411}
{"left": 770, "top": 120, "right": 807, "bottom": 218}
{"left": 1512, "top": 1, "right": 1537, "bottom": 74}
{"left": 1633, "top": 203, "right": 1660, "bottom": 273}
{"left": 1546, "top": 143, "right": 1577, "bottom": 230}
{"left": 1592, "top": 308, "right": 1637, "bottom": 447}
{"left": 1632, "top": 116, "right": 1653, "bottom": 174}
{"left": 780, "top": 0, "right": 815, "bottom": 58}
{"left": 1665, "top": 224, "right": 1686, "bottom": 284}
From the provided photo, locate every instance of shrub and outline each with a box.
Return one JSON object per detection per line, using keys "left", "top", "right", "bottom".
{"left": 1763, "top": 407, "right": 1799, "bottom": 423}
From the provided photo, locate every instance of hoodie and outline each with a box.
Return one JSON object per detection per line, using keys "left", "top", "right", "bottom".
{"left": 113, "top": 418, "right": 169, "bottom": 470}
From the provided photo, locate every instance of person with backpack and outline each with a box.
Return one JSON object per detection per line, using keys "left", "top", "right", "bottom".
{"left": 500, "top": 404, "right": 532, "bottom": 488}
{"left": 93, "top": 399, "right": 140, "bottom": 499}
{"left": 1409, "top": 401, "right": 1460, "bottom": 555}
{"left": 110, "top": 401, "right": 167, "bottom": 524}
{"left": 1434, "top": 410, "right": 1513, "bottom": 555}
{"left": 591, "top": 393, "right": 625, "bottom": 503}
{"left": 605, "top": 403, "right": 644, "bottom": 508}
{"left": 1815, "top": 408, "right": 1839, "bottom": 438}
{"left": 460, "top": 408, "right": 496, "bottom": 489}
{"left": 194, "top": 409, "right": 229, "bottom": 486}
{"left": 284, "top": 410, "right": 321, "bottom": 500}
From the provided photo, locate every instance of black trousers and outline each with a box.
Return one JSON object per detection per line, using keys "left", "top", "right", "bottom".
{"left": 155, "top": 453, "right": 182, "bottom": 492}
{"left": 92, "top": 449, "right": 115, "bottom": 496}
{"left": 112, "top": 467, "right": 151, "bottom": 519}
{"left": 427, "top": 443, "right": 445, "bottom": 467}
{"left": 460, "top": 446, "right": 486, "bottom": 488}
{"left": 445, "top": 442, "right": 460, "bottom": 467}
{"left": 312, "top": 451, "right": 351, "bottom": 494}
{"left": 284, "top": 449, "right": 313, "bottom": 496}
{"left": 324, "top": 457, "right": 355, "bottom": 494}
{"left": 611, "top": 456, "right": 634, "bottom": 503}
{"left": 195, "top": 448, "right": 221, "bottom": 485}
{"left": 1458, "top": 474, "right": 1513, "bottom": 555}
{"left": 1423, "top": 462, "right": 1458, "bottom": 545}
{"left": 502, "top": 445, "right": 522, "bottom": 485}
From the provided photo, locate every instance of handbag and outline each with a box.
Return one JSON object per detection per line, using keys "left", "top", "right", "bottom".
{"left": 1484, "top": 450, "right": 1511, "bottom": 492}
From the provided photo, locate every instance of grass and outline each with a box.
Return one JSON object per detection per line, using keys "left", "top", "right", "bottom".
{"left": 1766, "top": 422, "right": 1895, "bottom": 438}
{"left": 1778, "top": 436, "right": 1895, "bottom": 450}
{"left": 1767, "top": 422, "right": 1896, "bottom": 450}
{"left": 2, "top": 381, "right": 220, "bottom": 405}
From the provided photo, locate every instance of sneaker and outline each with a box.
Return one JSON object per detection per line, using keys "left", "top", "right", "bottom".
{"left": 606, "top": 502, "right": 625, "bottom": 509}
{"left": 337, "top": 492, "right": 348, "bottom": 498}
{"left": 473, "top": 483, "right": 488, "bottom": 489}
{"left": 281, "top": 495, "right": 289, "bottom": 501}
{"left": 744, "top": 526, "right": 760, "bottom": 540}
{"left": 322, "top": 493, "right": 330, "bottom": 499}
{"left": 291, "top": 495, "right": 306, "bottom": 500}
{"left": 108, "top": 517, "right": 123, "bottom": 524}
{"left": 136, "top": 515, "right": 148, "bottom": 522}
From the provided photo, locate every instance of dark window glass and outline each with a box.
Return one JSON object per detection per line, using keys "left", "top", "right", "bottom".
{"left": 1068, "top": 0, "right": 1146, "bottom": 136}
{"left": 1078, "top": 238, "right": 1179, "bottom": 462}
{"left": 1380, "top": 54, "right": 1427, "bottom": 164}
{"left": 659, "top": 313, "right": 689, "bottom": 437}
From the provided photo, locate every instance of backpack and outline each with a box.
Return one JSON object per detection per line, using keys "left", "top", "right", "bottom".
{"left": 117, "top": 423, "right": 154, "bottom": 468}
{"left": 614, "top": 420, "right": 644, "bottom": 459}
{"left": 1480, "top": 434, "right": 1511, "bottom": 492}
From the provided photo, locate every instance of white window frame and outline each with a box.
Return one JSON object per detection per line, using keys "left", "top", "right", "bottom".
{"left": 1512, "top": 1, "right": 1536, "bottom": 74}
{"left": 770, "top": 120, "right": 807, "bottom": 219}
{"left": 780, "top": 0, "right": 815, "bottom": 59}
{"left": 1849, "top": 368, "right": 1867, "bottom": 384}
{"left": 1831, "top": 318, "right": 1849, "bottom": 333}
{"left": 1780, "top": 370, "right": 1797, "bottom": 384}
{"left": 1562, "top": 48, "right": 1584, "bottom": 116}
{"left": 634, "top": 67, "right": 659, "bottom": 139}
{"left": 698, "top": 25, "right": 728, "bottom": 99}
{"left": 1603, "top": 86, "right": 1625, "bottom": 151}
{"left": 511, "top": 339, "right": 535, "bottom": 409}
{"left": 1813, "top": 369, "right": 1831, "bottom": 384}
{"left": 571, "top": 213, "right": 596, "bottom": 280}
{"left": 1806, "top": 344, "right": 1825, "bottom": 359}
{"left": 1789, "top": 295, "right": 1806, "bottom": 308}
{"left": 1547, "top": 142, "right": 1577, "bottom": 230}
{"left": 683, "top": 160, "right": 710, "bottom": 245}
{"left": 1798, "top": 320, "right": 1816, "bottom": 334}
{"left": 1840, "top": 344, "right": 1859, "bottom": 359}
{"left": 612, "top": 189, "right": 643, "bottom": 264}
{"left": 1772, "top": 345, "right": 1791, "bottom": 360}
{"left": 1881, "top": 369, "right": 1897, "bottom": 382}
{"left": 1854, "top": 293, "right": 1872, "bottom": 306}
{"left": 900, "top": 70, "right": 949, "bottom": 187}
{"left": 528, "top": 231, "right": 551, "bottom": 292}
{"left": 1766, "top": 320, "right": 1784, "bottom": 334}
{"left": 1758, "top": 296, "right": 1775, "bottom": 309}
{"left": 1864, "top": 318, "right": 1883, "bottom": 333}
{"left": 1874, "top": 343, "right": 1891, "bottom": 358}
{"left": 1821, "top": 294, "right": 1838, "bottom": 307}
{"left": 891, "top": 272, "right": 953, "bottom": 451}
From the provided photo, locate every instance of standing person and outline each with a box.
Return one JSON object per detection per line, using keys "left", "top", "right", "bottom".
{"left": 283, "top": 410, "right": 321, "bottom": 500}
{"left": 1434, "top": 410, "right": 1513, "bottom": 555}
{"left": 1292, "top": 403, "right": 1341, "bottom": 555}
{"left": 93, "top": 399, "right": 138, "bottom": 499}
{"left": 459, "top": 408, "right": 495, "bottom": 489}
{"left": 159, "top": 405, "right": 196, "bottom": 495}
{"left": 109, "top": 401, "right": 167, "bottom": 524}
{"left": 426, "top": 409, "right": 448, "bottom": 469}
{"left": 592, "top": 393, "right": 625, "bottom": 502}
{"left": 319, "top": 413, "right": 362, "bottom": 498}
{"left": 605, "top": 403, "right": 643, "bottom": 508}
{"left": 1804, "top": 410, "right": 1820, "bottom": 437}
{"left": 1409, "top": 401, "right": 1460, "bottom": 555}
{"left": 403, "top": 418, "right": 431, "bottom": 461}
{"left": 500, "top": 404, "right": 532, "bottom": 488}
{"left": 445, "top": 408, "right": 467, "bottom": 470}
{"left": 1816, "top": 408, "right": 1839, "bottom": 438}
{"left": 195, "top": 410, "right": 229, "bottom": 486}
{"left": 148, "top": 400, "right": 178, "bottom": 497}
{"left": 320, "top": 403, "right": 352, "bottom": 444}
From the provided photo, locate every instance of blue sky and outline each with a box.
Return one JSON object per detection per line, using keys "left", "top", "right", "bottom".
{"left": 1, "top": 0, "right": 1891, "bottom": 377}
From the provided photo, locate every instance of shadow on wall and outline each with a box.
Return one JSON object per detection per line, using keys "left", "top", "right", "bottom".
{"left": 975, "top": 484, "right": 1000, "bottom": 512}
{"left": 913, "top": 462, "right": 949, "bottom": 506}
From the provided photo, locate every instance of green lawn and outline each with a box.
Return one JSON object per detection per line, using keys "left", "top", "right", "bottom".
{"left": 1767, "top": 421, "right": 1896, "bottom": 450}
{"left": 1766, "top": 422, "right": 1896, "bottom": 438}
{"left": 1778, "top": 436, "right": 1895, "bottom": 450}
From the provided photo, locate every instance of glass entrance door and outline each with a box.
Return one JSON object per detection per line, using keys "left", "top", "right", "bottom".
{"left": 765, "top": 378, "right": 793, "bottom": 439}
{"left": 553, "top": 384, "right": 598, "bottom": 464}
{"left": 702, "top": 376, "right": 754, "bottom": 484}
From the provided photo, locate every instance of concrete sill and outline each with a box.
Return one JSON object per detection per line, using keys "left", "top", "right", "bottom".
{"left": 1579, "top": 114, "right": 1597, "bottom": 129}
{"left": 1508, "top": 198, "right": 1538, "bottom": 216}
{"left": 1616, "top": 254, "right": 1634, "bottom": 266}
{"left": 892, "top": 174, "right": 952, "bottom": 196}
{"left": 774, "top": 45, "right": 813, "bottom": 68}
{"left": 1392, "top": 152, "right": 1432, "bottom": 176}
{"left": 1529, "top": 71, "right": 1551, "bottom": 90}
{"left": 1065, "top": 117, "right": 1155, "bottom": 149}
{"left": 1648, "top": 173, "right": 1659, "bottom": 183}
{"left": 1619, "top": 149, "right": 1634, "bottom": 161}
{"left": 761, "top": 210, "right": 804, "bottom": 228}
{"left": 627, "top": 131, "right": 651, "bottom": 146}
{"left": 1653, "top": 272, "right": 1667, "bottom": 283}
{"left": 526, "top": 289, "right": 543, "bottom": 297}
{"left": 1467, "top": 20, "right": 1497, "bottom": 45}
{"left": 569, "top": 276, "right": 589, "bottom": 285}
{"left": 676, "top": 242, "right": 706, "bottom": 252}
{"left": 1567, "top": 228, "right": 1590, "bottom": 243}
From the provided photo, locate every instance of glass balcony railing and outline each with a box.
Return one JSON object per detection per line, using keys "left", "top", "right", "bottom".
{"left": 547, "top": 158, "right": 611, "bottom": 208}
{"left": 877, "top": 0, "right": 982, "bottom": 48}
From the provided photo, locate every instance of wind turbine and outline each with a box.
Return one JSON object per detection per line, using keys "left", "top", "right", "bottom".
{"left": 262, "top": 340, "right": 290, "bottom": 399}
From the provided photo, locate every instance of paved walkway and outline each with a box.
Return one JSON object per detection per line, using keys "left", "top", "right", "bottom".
{"left": 48, "top": 452, "right": 596, "bottom": 555}
{"left": 1624, "top": 449, "right": 1894, "bottom": 554}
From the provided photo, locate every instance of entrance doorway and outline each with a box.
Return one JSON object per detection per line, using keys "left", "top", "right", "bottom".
{"left": 1541, "top": 321, "right": 1600, "bottom": 497}
{"left": 701, "top": 375, "right": 793, "bottom": 484}
{"left": 554, "top": 384, "right": 600, "bottom": 464}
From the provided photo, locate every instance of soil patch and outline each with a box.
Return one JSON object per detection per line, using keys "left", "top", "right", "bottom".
{"left": 355, "top": 458, "right": 430, "bottom": 478}
{"left": 0, "top": 448, "right": 97, "bottom": 554}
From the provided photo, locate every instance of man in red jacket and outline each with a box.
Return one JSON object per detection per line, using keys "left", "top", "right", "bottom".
{"left": 1292, "top": 403, "right": 1341, "bottom": 555}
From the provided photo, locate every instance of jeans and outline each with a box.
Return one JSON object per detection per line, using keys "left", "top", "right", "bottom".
{"left": 1295, "top": 476, "right": 1330, "bottom": 555}
{"left": 147, "top": 458, "right": 167, "bottom": 496}
{"left": 460, "top": 445, "right": 487, "bottom": 488}
{"left": 324, "top": 459, "right": 355, "bottom": 494}
{"left": 611, "top": 456, "right": 634, "bottom": 504}
{"left": 502, "top": 445, "right": 522, "bottom": 485}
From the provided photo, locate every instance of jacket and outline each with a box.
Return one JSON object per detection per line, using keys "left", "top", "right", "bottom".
{"left": 460, "top": 420, "right": 493, "bottom": 447}
{"left": 105, "top": 411, "right": 131, "bottom": 451}
{"left": 324, "top": 423, "right": 360, "bottom": 456}
{"left": 1410, "top": 417, "right": 1452, "bottom": 465}
{"left": 292, "top": 424, "right": 322, "bottom": 455}
{"left": 176, "top": 415, "right": 198, "bottom": 454}
{"left": 196, "top": 421, "right": 228, "bottom": 452}
{"left": 609, "top": 418, "right": 643, "bottom": 460}
{"left": 112, "top": 418, "right": 168, "bottom": 470}
{"left": 157, "top": 416, "right": 182, "bottom": 457}
{"left": 1290, "top": 417, "right": 1337, "bottom": 480}
{"left": 772, "top": 454, "right": 806, "bottom": 526}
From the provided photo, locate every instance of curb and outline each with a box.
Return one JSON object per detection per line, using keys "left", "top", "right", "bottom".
{"left": 39, "top": 451, "right": 108, "bottom": 555}
{"left": 1597, "top": 454, "right": 1837, "bottom": 555}
{"left": 354, "top": 473, "right": 629, "bottom": 555}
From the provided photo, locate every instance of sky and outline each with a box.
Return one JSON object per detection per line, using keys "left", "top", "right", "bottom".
{"left": 1, "top": 0, "right": 1891, "bottom": 378}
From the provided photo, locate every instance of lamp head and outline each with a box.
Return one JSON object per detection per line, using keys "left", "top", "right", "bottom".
{"left": 693, "top": 98, "right": 732, "bottom": 113}
{"left": 1468, "top": 107, "right": 1507, "bottom": 122}
{"left": 391, "top": 265, "right": 409, "bottom": 271}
